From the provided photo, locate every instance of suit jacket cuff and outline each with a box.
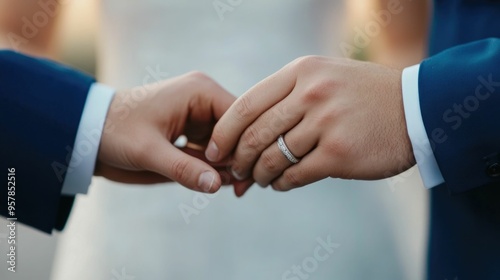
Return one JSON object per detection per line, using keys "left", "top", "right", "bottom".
{"left": 418, "top": 38, "right": 500, "bottom": 193}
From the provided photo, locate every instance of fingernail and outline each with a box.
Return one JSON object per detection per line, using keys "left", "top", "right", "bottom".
{"left": 198, "top": 171, "right": 216, "bottom": 192}
{"left": 231, "top": 167, "right": 246, "bottom": 181}
{"left": 205, "top": 141, "right": 219, "bottom": 162}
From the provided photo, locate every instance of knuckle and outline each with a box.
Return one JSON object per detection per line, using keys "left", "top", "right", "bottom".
{"left": 236, "top": 144, "right": 256, "bottom": 165}
{"left": 186, "top": 71, "right": 214, "bottom": 86}
{"left": 187, "top": 70, "right": 209, "bottom": 80}
{"left": 234, "top": 96, "right": 253, "bottom": 120}
{"left": 302, "top": 79, "right": 337, "bottom": 103}
{"left": 323, "top": 138, "right": 353, "bottom": 160}
{"left": 211, "top": 124, "right": 229, "bottom": 145}
{"left": 283, "top": 169, "right": 301, "bottom": 187}
{"left": 260, "top": 150, "right": 279, "bottom": 171}
{"left": 241, "top": 126, "right": 262, "bottom": 150}
{"left": 271, "top": 181, "right": 284, "bottom": 191}
{"left": 291, "top": 55, "right": 323, "bottom": 71}
{"left": 170, "top": 158, "right": 190, "bottom": 182}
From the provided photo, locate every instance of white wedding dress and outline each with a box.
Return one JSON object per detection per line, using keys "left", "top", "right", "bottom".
{"left": 52, "top": 1, "right": 428, "bottom": 279}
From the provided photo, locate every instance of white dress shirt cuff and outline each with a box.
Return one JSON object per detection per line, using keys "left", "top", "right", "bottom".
{"left": 402, "top": 64, "right": 445, "bottom": 189}
{"left": 61, "top": 83, "right": 115, "bottom": 195}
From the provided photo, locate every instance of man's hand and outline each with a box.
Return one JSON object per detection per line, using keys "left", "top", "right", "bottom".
{"left": 206, "top": 56, "right": 415, "bottom": 195}
{"left": 95, "top": 71, "right": 244, "bottom": 193}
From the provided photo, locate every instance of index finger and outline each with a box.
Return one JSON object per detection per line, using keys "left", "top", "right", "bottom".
{"left": 205, "top": 63, "right": 298, "bottom": 162}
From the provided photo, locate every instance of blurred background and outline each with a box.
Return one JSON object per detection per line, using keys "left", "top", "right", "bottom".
{"left": 0, "top": 0, "right": 430, "bottom": 279}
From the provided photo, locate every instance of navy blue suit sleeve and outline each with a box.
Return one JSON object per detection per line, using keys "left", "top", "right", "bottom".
{"left": 419, "top": 38, "right": 500, "bottom": 193}
{"left": 0, "top": 51, "right": 95, "bottom": 233}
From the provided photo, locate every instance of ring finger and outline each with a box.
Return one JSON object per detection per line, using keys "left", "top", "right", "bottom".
{"left": 252, "top": 120, "right": 320, "bottom": 186}
{"left": 230, "top": 99, "right": 303, "bottom": 180}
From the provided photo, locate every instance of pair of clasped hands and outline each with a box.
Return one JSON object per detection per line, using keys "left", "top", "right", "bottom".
{"left": 96, "top": 56, "right": 416, "bottom": 196}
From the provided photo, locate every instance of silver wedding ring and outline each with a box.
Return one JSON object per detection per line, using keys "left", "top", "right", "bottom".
{"left": 277, "top": 135, "right": 300, "bottom": 164}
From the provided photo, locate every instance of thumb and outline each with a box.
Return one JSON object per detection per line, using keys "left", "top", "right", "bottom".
{"left": 142, "top": 137, "right": 222, "bottom": 193}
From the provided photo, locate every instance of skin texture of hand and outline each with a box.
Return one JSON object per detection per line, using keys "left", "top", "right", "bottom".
{"left": 206, "top": 56, "right": 415, "bottom": 195}
{"left": 95, "top": 71, "right": 251, "bottom": 193}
